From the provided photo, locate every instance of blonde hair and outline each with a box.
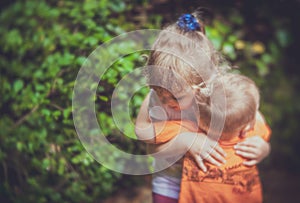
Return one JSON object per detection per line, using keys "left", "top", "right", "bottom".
{"left": 197, "top": 73, "right": 260, "bottom": 140}
{"left": 144, "top": 14, "right": 227, "bottom": 98}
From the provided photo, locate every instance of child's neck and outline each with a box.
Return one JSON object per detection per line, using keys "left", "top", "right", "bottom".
{"left": 202, "top": 127, "right": 245, "bottom": 142}
{"left": 219, "top": 131, "right": 241, "bottom": 141}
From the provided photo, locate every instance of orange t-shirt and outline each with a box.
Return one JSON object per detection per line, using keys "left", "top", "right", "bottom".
{"left": 154, "top": 120, "right": 271, "bottom": 203}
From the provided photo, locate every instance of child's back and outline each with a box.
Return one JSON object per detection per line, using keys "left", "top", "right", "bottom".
{"left": 179, "top": 73, "right": 271, "bottom": 203}
{"left": 179, "top": 120, "right": 270, "bottom": 203}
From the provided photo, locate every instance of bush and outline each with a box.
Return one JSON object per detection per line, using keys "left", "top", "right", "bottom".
{"left": 0, "top": 0, "right": 155, "bottom": 202}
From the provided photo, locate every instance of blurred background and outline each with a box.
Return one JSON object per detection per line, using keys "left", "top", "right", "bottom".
{"left": 1, "top": 0, "right": 300, "bottom": 202}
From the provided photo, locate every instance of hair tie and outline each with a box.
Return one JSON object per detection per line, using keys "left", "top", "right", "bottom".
{"left": 192, "top": 82, "right": 213, "bottom": 97}
{"left": 177, "top": 14, "right": 201, "bottom": 32}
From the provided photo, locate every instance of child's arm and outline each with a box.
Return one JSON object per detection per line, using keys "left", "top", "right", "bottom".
{"left": 135, "top": 96, "right": 226, "bottom": 172}
{"left": 234, "top": 111, "right": 271, "bottom": 166}
{"left": 135, "top": 93, "right": 156, "bottom": 143}
{"left": 150, "top": 121, "right": 226, "bottom": 172}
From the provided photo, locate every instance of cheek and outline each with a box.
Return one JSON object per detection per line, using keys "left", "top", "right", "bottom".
{"left": 178, "top": 97, "right": 194, "bottom": 109}
{"left": 168, "top": 100, "right": 180, "bottom": 108}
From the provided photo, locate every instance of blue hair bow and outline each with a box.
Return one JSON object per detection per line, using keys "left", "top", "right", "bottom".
{"left": 177, "top": 14, "right": 200, "bottom": 31}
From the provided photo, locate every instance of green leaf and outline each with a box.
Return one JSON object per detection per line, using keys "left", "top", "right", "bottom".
{"left": 13, "top": 80, "right": 24, "bottom": 93}
{"left": 262, "top": 54, "right": 273, "bottom": 64}
{"left": 214, "top": 20, "right": 230, "bottom": 34}
{"left": 76, "top": 56, "right": 87, "bottom": 65}
{"left": 41, "top": 108, "right": 51, "bottom": 116}
{"left": 6, "top": 29, "right": 23, "bottom": 48}
{"left": 256, "top": 60, "right": 269, "bottom": 76}
{"left": 16, "top": 142, "right": 23, "bottom": 151}
{"left": 42, "top": 158, "right": 50, "bottom": 170}
{"left": 99, "top": 95, "right": 108, "bottom": 102}
{"left": 222, "top": 42, "right": 236, "bottom": 59}
{"left": 58, "top": 157, "right": 66, "bottom": 175}
{"left": 276, "top": 29, "right": 292, "bottom": 47}
{"left": 229, "top": 13, "right": 244, "bottom": 25}
{"left": 63, "top": 108, "right": 71, "bottom": 119}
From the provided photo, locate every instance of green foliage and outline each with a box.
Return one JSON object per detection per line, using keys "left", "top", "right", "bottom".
{"left": 0, "top": 0, "right": 151, "bottom": 202}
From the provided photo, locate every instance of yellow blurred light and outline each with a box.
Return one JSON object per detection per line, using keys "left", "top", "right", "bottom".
{"left": 252, "top": 41, "right": 265, "bottom": 54}
{"left": 235, "top": 40, "right": 245, "bottom": 50}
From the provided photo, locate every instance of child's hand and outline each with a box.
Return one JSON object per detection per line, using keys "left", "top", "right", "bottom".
{"left": 234, "top": 136, "right": 270, "bottom": 166}
{"left": 189, "top": 134, "right": 226, "bottom": 172}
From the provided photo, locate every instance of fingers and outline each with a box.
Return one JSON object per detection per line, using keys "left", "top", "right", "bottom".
{"left": 207, "top": 141, "right": 226, "bottom": 157}
{"left": 202, "top": 141, "right": 226, "bottom": 165}
{"left": 235, "top": 150, "right": 257, "bottom": 159}
{"left": 195, "top": 156, "right": 207, "bottom": 172}
{"left": 237, "top": 136, "right": 264, "bottom": 147}
{"left": 235, "top": 142, "right": 261, "bottom": 152}
{"left": 202, "top": 154, "right": 222, "bottom": 167}
{"left": 190, "top": 136, "right": 227, "bottom": 168}
{"left": 212, "top": 143, "right": 227, "bottom": 158}
{"left": 204, "top": 139, "right": 226, "bottom": 158}
{"left": 234, "top": 145, "right": 258, "bottom": 154}
{"left": 235, "top": 141, "right": 255, "bottom": 148}
{"left": 208, "top": 149, "right": 226, "bottom": 164}
{"left": 243, "top": 159, "right": 258, "bottom": 166}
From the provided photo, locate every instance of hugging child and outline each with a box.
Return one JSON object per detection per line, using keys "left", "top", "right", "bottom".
{"left": 135, "top": 12, "right": 270, "bottom": 203}
{"left": 136, "top": 12, "right": 227, "bottom": 203}
{"left": 155, "top": 73, "right": 271, "bottom": 203}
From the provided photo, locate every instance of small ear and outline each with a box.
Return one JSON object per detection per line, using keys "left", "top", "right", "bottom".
{"left": 244, "top": 123, "right": 252, "bottom": 132}
{"left": 239, "top": 124, "right": 252, "bottom": 138}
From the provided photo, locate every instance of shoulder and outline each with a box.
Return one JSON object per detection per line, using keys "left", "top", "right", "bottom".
{"left": 256, "top": 111, "right": 266, "bottom": 123}
{"left": 252, "top": 112, "right": 271, "bottom": 141}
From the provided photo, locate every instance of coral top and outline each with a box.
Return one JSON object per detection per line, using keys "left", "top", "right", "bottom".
{"left": 154, "top": 120, "right": 271, "bottom": 203}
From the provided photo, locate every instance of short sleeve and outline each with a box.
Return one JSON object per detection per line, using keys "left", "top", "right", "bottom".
{"left": 249, "top": 120, "right": 272, "bottom": 142}
{"left": 154, "top": 120, "right": 198, "bottom": 144}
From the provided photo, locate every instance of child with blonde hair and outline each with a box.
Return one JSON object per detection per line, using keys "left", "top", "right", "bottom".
{"left": 154, "top": 73, "right": 271, "bottom": 202}
{"left": 135, "top": 13, "right": 270, "bottom": 203}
